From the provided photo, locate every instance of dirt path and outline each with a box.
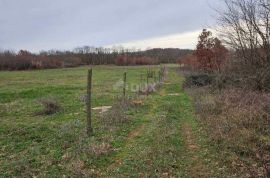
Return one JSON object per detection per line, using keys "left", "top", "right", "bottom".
{"left": 107, "top": 124, "right": 145, "bottom": 171}
{"left": 106, "top": 100, "right": 157, "bottom": 174}
{"left": 182, "top": 123, "right": 199, "bottom": 152}
{"left": 102, "top": 68, "right": 221, "bottom": 177}
{"left": 182, "top": 123, "right": 211, "bottom": 178}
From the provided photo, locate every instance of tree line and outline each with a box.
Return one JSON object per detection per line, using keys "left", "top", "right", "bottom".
{"left": 0, "top": 47, "right": 192, "bottom": 70}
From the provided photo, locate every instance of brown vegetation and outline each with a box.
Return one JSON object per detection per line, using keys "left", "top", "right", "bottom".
{"left": 37, "top": 97, "right": 61, "bottom": 115}
{"left": 114, "top": 55, "right": 158, "bottom": 66}
{"left": 217, "top": 0, "right": 270, "bottom": 91}
{"left": 0, "top": 50, "right": 82, "bottom": 70}
{"left": 177, "top": 53, "right": 199, "bottom": 70}
{"left": 0, "top": 48, "right": 192, "bottom": 70}
{"left": 178, "top": 29, "right": 228, "bottom": 72}
{"left": 98, "top": 99, "right": 131, "bottom": 129}
{"left": 186, "top": 86, "right": 270, "bottom": 177}
{"left": 195, "top": 29, "right": 228, "bottom": 71}
{"left": 180, "top": 1, "right": 270, "bottom": 176}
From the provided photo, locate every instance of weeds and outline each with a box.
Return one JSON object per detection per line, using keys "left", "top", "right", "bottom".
{"left": 37, "top": 97, "right": 61, "bottom": 115}
{"left": 98, "top": 99, "right": 131, "bottom": 128}
{"left": 187, "top": 86, "right": 270, "bottom": 177}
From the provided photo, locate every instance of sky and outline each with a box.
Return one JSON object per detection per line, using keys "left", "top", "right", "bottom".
{"left": 0, "top": 0, "right": 221, "bottom": 52}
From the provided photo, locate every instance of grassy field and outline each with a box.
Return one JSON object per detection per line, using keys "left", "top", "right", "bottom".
{"left": 0, "top": 65, "right": 228, "bottom": 177}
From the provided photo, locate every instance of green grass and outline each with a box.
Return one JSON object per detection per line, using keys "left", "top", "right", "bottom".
{"left": 0, "top": 65, "right": 228, "bottom": 177}
{"left": 0, "top": 65, "right": 162, "bottom": 177}
{"left": 102, "top": 68, "right": 228, "bottom": 177}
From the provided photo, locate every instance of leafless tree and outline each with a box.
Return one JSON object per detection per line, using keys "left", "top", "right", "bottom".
{"left": 217, "top": 0, "right": 270, "bottom": 90}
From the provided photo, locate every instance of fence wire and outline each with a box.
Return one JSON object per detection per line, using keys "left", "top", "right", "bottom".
{"left": 88, "top": 66, "right": 167, "bottom": 104}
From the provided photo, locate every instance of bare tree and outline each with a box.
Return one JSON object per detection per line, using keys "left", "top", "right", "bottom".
{"left": 217, "top": 0, "right": 270, "bottom": 90}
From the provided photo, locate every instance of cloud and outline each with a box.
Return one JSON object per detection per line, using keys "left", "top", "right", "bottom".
{"left": 108, "top": 30, "right": 201, "bottom": 50}
{"left": 0, "top": 0, "right": 220, "bottom": 52}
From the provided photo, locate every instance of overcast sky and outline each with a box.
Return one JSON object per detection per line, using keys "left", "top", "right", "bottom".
{"left": 0, "top": 0, "right": 221, "bottom": 52}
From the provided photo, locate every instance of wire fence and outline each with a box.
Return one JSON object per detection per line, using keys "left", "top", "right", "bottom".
{"left": 85, "top": 65, "right": 167, "bottom": 136}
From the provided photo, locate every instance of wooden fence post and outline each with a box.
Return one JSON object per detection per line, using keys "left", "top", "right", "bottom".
{"left": 86, "top": 69, "right": 93, "bottom": 136}
{"left": 123, "top": 72, "right": 127, "bottom": 98}
{"left": 159, "top": 70, "right": 161, "bottom": 83}
{"left": 139, "top": 73, "right": 143, "bottom": 93}
{"left": 161, "top": 66, "right": 164, "bottom": 81}
{"left": 146, "top": 72, "right": 149, "bottom": 95}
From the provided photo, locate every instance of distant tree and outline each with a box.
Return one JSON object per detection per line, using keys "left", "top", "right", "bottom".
{"left": 18, "top": 50, "right": 32, "bottom": 57}
{"left": 0, "top": 47, "right": 194, "bottom": 70}
{"left": 178, "top": 53, "right": 198, "bottom": 70}
{"left": 195, "top": 29, "right": 228, "bottom": 71}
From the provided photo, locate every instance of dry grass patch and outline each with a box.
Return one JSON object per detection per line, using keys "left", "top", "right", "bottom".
{"left": 188, "top": 87, "right": 270, "bottom": 177}
{"left": 36, "top": 97, "right": 61, "bottom": 115}
{"left": 98, "top": 99, "right": 131, "bottom": 129}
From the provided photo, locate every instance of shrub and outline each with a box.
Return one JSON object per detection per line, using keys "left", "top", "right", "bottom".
{"left": 37, "top": 97, "right": 61, "bottom": 115}
{"left": 213, "top": 56, "right": 270, "bottom": 92}
{"left": 183, "top": 73, "right": 214, "bottom": 88}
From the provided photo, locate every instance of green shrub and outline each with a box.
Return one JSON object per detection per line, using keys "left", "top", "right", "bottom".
{"left": 183, "top": 73, "right": 214, "bottom": 88}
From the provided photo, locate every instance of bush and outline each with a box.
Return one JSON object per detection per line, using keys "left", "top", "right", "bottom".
{"left": 37, "top": 97, "right": 61, "bottom": 115}
{"left": 183, "top": 73, "right": 214, "bottom": 88}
